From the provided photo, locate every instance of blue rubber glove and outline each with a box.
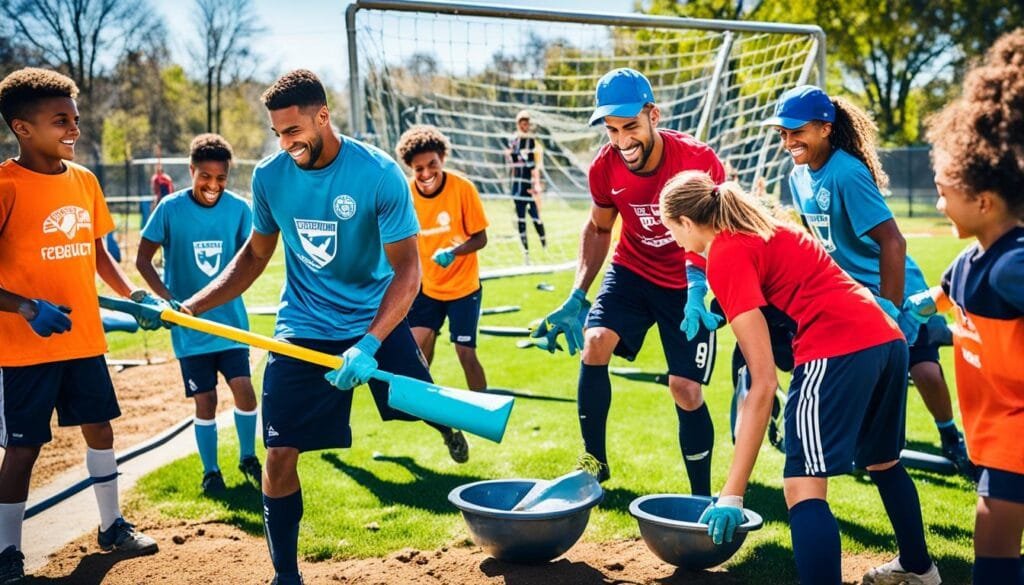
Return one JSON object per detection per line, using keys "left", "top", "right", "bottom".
{"left": 531, "top": 288, "right": 586, "bottom": 356}
{"left": 22, "top": 299, "right": 72, "bottom": 337}
{"left": 903, "top": 290, "right": 937, "bottom": 325}
{"left": 130, "top": 290, "right": 174, "bottom": 330}
{"left": 680, "top": 265, "right": 724, "bottom": 341}
{"left": 325, "top": 334, "right": 381, "bottom": 390}
{"left": 699, "top": 495, "right": 746, "bottom": 545}
{"left": 874, "top": 294, "right": 919, "bottom": 344}
{"left": 432, "top": 247, "right": 456, "bottom": 268}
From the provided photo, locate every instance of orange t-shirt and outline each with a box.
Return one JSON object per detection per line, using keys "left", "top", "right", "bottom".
{"left": 411, "top": 171, "right": 489, "bottom": 301}
{"left": 0, "top": 159, "right": 114, "bottom": 366}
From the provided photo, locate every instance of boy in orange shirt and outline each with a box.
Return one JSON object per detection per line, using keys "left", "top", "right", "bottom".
{"left": 0, "top": 68, "right": 171, "bottom": 582}
{"left": 395, "top": 126, "right": 489, "bottom": 392}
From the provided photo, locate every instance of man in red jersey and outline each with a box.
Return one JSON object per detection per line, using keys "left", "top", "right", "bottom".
{"left": 533, "top": 68, "right": 725, "bottom": 490}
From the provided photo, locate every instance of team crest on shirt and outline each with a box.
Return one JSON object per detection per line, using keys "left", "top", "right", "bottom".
{"left": 42, "top": 205, "right": 91, "bottom": 239}
{"left": 815, "top": 188, "right": 831, "bottom": 212}
{"left": 193, "top": 240, "right": 223, "bottom": 277}
{"left": 333, "top": 195, "right": 356, "bottom": 220}
{"left": 294, "top": 218, "right": 337, "bottom": 270}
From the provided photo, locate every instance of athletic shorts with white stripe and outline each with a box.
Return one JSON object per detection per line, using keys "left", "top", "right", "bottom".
{"left": 783, "top": 339, "right": 908, "bottom": 477}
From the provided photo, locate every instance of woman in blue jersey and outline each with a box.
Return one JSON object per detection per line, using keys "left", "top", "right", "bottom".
{"left": 763, "top": 85, "right": 972, "bottom": 477}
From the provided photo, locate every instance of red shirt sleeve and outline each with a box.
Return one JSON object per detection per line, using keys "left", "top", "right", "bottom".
{"left": 704, "top": 148, "right": 726, "bottom": 184}
{"left": 588, "top": 152, "right": 614, "bottom": 208}
{"left": 707, "top": 234, "right": 767, "bottom": 321}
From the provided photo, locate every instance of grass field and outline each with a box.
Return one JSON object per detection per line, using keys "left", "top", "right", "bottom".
{"left": 125, "top": 215, "right": 978, "bottom": 583}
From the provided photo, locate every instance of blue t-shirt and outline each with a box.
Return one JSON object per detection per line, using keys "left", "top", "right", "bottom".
{"left": 251, "top": 136, "right": 419, "bottom": 340}
{"left": 789, "top": 148, "right": 928, "bottom": 298}
{"left": 141, "top": 189, "right": 252, "bottom": 358}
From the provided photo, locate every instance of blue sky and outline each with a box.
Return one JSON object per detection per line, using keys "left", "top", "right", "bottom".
{"left": 155, "top": 0, "right": 637, "bottom": 88}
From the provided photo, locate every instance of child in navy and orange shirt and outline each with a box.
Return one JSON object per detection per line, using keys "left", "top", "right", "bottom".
{"left": 659, "top": 171, "right": 940, "bottom": 585}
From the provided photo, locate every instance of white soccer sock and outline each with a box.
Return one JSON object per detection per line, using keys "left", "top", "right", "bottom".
{"left": 0, "top": 501, "right": 25, "bottom": 551}
{"left": 86, "top": 447, "right": 121, "bottom": 531}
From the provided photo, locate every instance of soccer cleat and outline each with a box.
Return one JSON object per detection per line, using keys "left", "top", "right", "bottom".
{"left": 271, "top": 572, "right": 304, "bottom": 585}
{"left": 202, "top": 470, "right": 226, "bottom": 493}
{"left": 0, "top": 545, "right": 25, "bottom": 584}
{"left": 442, "top": 430, "right": 470, "bottom": 463}
{"left": 97, "top": 517, "right": 158, "bottom": 554}
{"left": 940, "top": 432, "right": 977, "bottom": 480}
{"left": 862, "top": 558, "right": 941, "bottom": 585}
{"left": 239, "top": 456, "right": 263, "bottom": 489}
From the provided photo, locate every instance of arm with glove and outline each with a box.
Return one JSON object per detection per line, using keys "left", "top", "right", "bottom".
{"left": 680, "top": 262, "right": 724, "bottom": 341}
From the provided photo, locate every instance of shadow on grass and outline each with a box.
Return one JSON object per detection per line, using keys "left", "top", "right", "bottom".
{"left": 321, "top": 453, "right": 488, "bottom": 514}
{"left": 202, "top": 482, "right": 265, "bottom": 535}
{"left": 483, "top": 387, "right": 575, "bottom": 403}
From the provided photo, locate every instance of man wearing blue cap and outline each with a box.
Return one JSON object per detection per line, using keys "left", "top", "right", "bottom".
{"left": 763, "top": 85, "right": 944, "bottom": 585}
{"left": 533, "top": 68, "right": 725, "bottom": 493}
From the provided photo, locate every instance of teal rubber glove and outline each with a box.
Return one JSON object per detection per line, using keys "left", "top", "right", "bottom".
{"left": 23, "top": 299, "right": 72, "bottom": 337}
{"left": 699, "top": 495, "right": 746, "bottom": 545}
{"left": 903, "top": 290, "right": 937, "bottom": 325}
{"left": 325, "top": 334, "right": 381, "bottom": 390}
{"left": 681, "top": 264, "right": 724, "bottom": 341}
{"left": 531, "top": 288, "right": 587, "bottom": 356}
{"left": 432, "top": 247, "right": 456, "bottom": 268}
{"left": 129, "top": 290, "right": 174, "bottom": 330}
{"left": 874, "top": 294, "right": 919, "bottom": 344}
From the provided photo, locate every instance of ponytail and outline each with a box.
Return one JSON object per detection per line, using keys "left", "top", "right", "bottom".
{"left": 659, "top": 170, "right": 776, "bottom": 241}
{"left": 829, "top": 97, "right": 889, "bottom": 190}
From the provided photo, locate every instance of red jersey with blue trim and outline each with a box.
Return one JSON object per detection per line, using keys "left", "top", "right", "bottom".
{"left": 707, "top": 223, "right": 902, "bottom": 366}
{"left": 940, "top": 226, "right": 1024, "bottom": 474}
{"left": 589, "top": 129, "right": 724, "bottom": 289}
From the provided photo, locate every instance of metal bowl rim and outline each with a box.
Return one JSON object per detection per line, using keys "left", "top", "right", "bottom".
{"left": 628, "top": 493, "right": 764, "bottom": 532}
{"left": 448, "top": 477, "right": 604, "bottom": 520}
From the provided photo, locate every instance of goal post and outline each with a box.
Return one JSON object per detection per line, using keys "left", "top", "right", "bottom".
{"left": 345, "top": 0, "right": 825, "bottom": 275}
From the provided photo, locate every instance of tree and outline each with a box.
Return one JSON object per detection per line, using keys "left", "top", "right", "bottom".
{"left": 189, "top": 0, "right": 263, "bottom": 134}
{"left": 0, "top": 0, "right": 165, "bottom": 161}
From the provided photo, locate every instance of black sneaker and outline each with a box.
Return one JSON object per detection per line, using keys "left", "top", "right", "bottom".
{"left": 97, "top": 517, "right": 158, "bottom": 554}
{"left": 442, "top": 430, "right": 469, "bottom": 463}
{"left": 941, "top": 432, "right": 977, "bottom": 480}
{"left": 238, "top": 456, "right": 262, "bottom": 489}
{"left": 0, "top": 545, "right": 24, "bottom": 584}
{"left": 202, "top": 470, "right": 226, "bottom": 493}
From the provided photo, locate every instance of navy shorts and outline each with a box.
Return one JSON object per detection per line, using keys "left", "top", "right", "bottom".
{"left": 586, "top": 263, "right": 716, "bottom": 385}
{"left": 178, "top": 348, "right": 251, "bottom": 397}
{"left": 907, "top": 317, "right": 942, "bottom": 368}
{"left": 261, "top": 322, "right": 429, "bottom": 452}
{"left": 0, "top": 356, "right": 120, "bottom": 447}
{"left": 784, "top": 340, "right": 908, "bottom": 477}
{"left": 408, "top": 288, "right": 483, "bottom": 348}
{"left": 977, "top": 467, "right": 1024, "bottom": 504}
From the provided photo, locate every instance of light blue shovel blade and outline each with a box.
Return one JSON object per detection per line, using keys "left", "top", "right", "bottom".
{"left": 512, "top": 470, "right": 603, "bottom": 512}
{"left": 382, "top": 373, "right": 514, "bottom": 443}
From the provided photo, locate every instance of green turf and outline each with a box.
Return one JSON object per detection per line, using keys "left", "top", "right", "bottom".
{"left": 131, "top": 215, "right": 977, "bottom": 583}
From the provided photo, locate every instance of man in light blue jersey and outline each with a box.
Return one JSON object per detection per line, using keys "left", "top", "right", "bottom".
{"left": 137, "top": 134, "right": 261, "bottom": 495}
{"left": 179, "top": 70, "right": 468, "bottom": 585}
{"left": 767, "top": 85, "right": 972, "bottom": 486}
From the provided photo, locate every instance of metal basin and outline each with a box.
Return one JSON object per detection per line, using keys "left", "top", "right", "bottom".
{"left": 448, "top": 478, "right": 603, "bottom": 563}
{"left": 629, "top": 494, "right": 763, "bottom": 570}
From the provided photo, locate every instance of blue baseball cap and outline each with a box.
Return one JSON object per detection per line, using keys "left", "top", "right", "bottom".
{"left": 588, "top": 68, "right": 655, "bottom": 126}
{"left": 761, "top": 85, "right": 835, "bottom": 129}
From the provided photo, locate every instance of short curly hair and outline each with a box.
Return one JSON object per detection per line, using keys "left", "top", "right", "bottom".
{"left": 927, "top": 28, "right": 1024, "bottom": 219}
{"left": 190, "top": 133, "right": 234, "bottom": 165}
{"left": 395, "top": 125, "right": 450, "bottom": 166}
{"left": 0, "top": 67, "right": 79, "bottom": 131}
{"left": 261, "top": 69, "right": 327, "bottom": 111}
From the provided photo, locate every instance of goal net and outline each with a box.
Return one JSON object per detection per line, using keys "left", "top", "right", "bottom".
{"left": 347, "top": 1, "right": 824, "bottom": 276}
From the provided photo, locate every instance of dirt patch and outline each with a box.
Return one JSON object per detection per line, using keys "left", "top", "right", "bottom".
{"left": 32, "top": 517, "right": 892, "bottom": 584}
{"left": 10, "top": 354, "right": 247, "bottom": 490}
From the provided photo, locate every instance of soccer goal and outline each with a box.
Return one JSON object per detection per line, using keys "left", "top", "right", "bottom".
{"left": 346, "top": 0, "right": 825, "bottom": 276}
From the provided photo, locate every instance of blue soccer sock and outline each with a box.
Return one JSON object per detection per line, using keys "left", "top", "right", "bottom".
{"left": 578, "top": 363, "right": 612, "bottom": 464}
{"left": 869, "top": 464, "right": 932, "bottom": 574}
{"left": 789, "top": 498, "right": 842, "bottom": 585}
{"left": 676, "top": 402, "right": 714, "bottom": 496}
{"left": 234, "top": 408, "right": 258, "bottom": 460}
{"left": 194, "top": 418, "right": 219, "bottom": 473}
{"left": 974, "top": 556, "right": 1023, "bottom": 585}
{"left": 263, "top": 489, "right": 302, "bottom": 578}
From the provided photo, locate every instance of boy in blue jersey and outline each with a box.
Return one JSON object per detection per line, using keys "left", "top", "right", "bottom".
{"left": 179, "top": 70, "right": 468, "bottom": 585}
{"left": 136, "top": 134, "right": 261, "bottom": 494}
{"left": 764, "top": 86, "right": 974, "bottom": 483}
